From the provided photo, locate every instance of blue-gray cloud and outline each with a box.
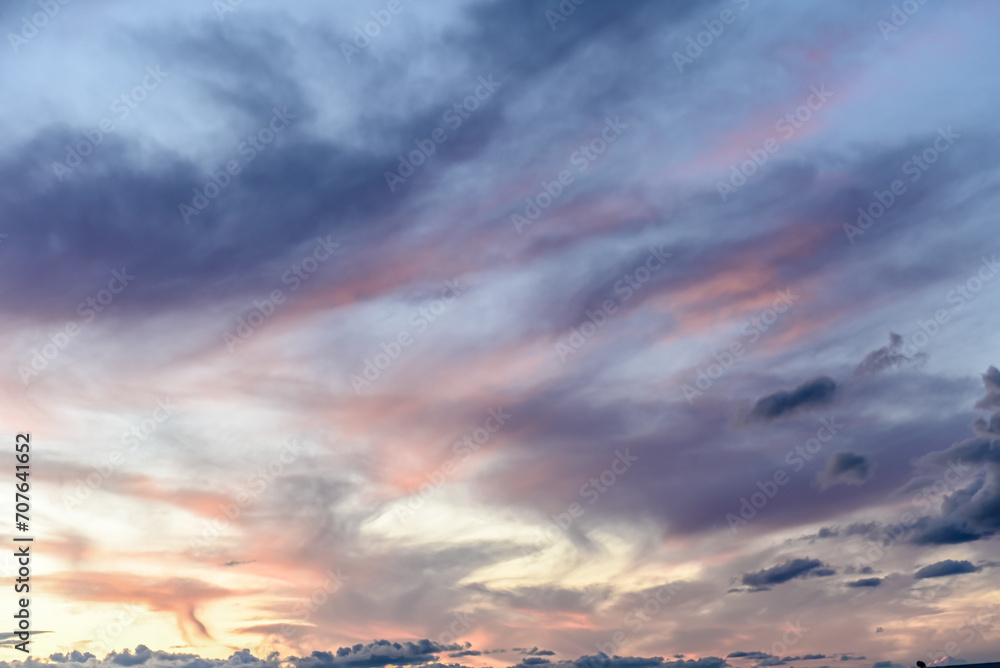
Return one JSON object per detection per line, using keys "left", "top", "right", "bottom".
{"left": 846, "top": 578, "right": 882, "bottom": 588}
{"left": 913, "top": 559, "right": 980, "bottom": 579}
{"left": 818, "top": 451, "right": 874, "bottom": 489}
{"left": 746, "top": 377, "right": 838, "bottom": 422}
{"left": 740, "top": 558, "right": 835, "bottom": 590}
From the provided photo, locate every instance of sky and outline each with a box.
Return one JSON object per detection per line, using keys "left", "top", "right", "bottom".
{"left": 1, "top": 1, "right": 999, "bottom": 668}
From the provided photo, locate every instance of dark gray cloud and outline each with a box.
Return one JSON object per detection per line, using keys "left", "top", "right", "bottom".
{"left": 740, "top": 558, "right": 834, "bottom": 590}
{"left": 291, "top": 640, "right": 464, "bottom": 668}
{"left": 975, "top": 366, "right": 1000, "bottom": 409}
{"left": 854, "top": 333, "right": 927, "bottom": 376}
{"left": 846, "top": 578, "right": 882, "bottom": 588}
{"left": 841, "top": 564, "right": 875, "bottom": 575}
{"left": 908, "top": 367, "right": 1000, "bottom": 544}
{"left": 818, "top": 451, "right": 873, "bottom": 489}
{"left": 111, "top": 646, "right": 154, "bottom": 666}
{"left": 913, "top": 559, "right": 980, "bottom": 579}
{"left": 568, "top": 657, "right": 727, "bottom": 668}
{"left": 908, "top": 517, "right": 988, "bottom": 546}
{"left": 0, "top": 630, "right": 51, "bottom": 649}
{"left": 746, "top": 377, "right": 837, "bottom": 422}
{"left": 12, "top": 647, "right": 472, "bottom": 668}
{"left": 972, "top": 412, "right": 1000, "bottom": 437}
{"left": 50, "top": 652, "right": 97, "bottom": 663}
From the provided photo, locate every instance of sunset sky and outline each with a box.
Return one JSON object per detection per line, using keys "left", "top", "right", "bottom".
{"left": 1, "top": 1, "right": 999, "bottom": 668}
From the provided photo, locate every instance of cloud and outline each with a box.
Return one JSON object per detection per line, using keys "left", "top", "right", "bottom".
{"left": 46, "top": 572, "right": 233, "bottom": 641}
{"left": 854, "top": 333, "right": 927, "bottom": 376}
{"left": 972, "top": 412, "right": 1000, "bottom": 437}
{"left": 740, "top": 558, "right": 835, "bottom": 590}
{"left": 734, "top": 658, "right": 825, "bottom": 668}
{"left": 498, "top": 655, "right": 729, "bottom": 668}
{"left": 0, "top": 631, "right": 51, "bottom": 649}
{"left": 7, "top": 647, "right": 475, "bottom": 668}
{"left": 817, "top": 451, "right": 874, "bottom": 489}
{"left": 227, "top": 640, "right": 466, "bottom": 668}
{"left": 2, "top": 0, "right": 999, "bottom": 662}
{"left": 573, "top": 658, "right": 727, "bottom": 668}
{"left": 841, "top": 564, "right": 875, "bottom": 575}
{"left": 846, "top": 578, "right": 882, "bottom": 588}
{"left": 50, "top": 652, "right": 97, "bottom": 663}
{"left": 913, "top": 559, "right": 981, "bottom": 579}
{"left": 909, "top": 367, "right": 1000, "bottom": 544}
{"left": 746, "top": 377, "right": 837, "bottom": 422}
{"left": 974, "top": 366, "right": 1000, "bottom": 409}
{"left": 110, "top": 646, "right": 154, "bottom": 665}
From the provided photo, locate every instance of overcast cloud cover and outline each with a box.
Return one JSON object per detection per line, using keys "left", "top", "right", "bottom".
{"left": 1, "top": 1, "right": 999, "bottom": 668}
